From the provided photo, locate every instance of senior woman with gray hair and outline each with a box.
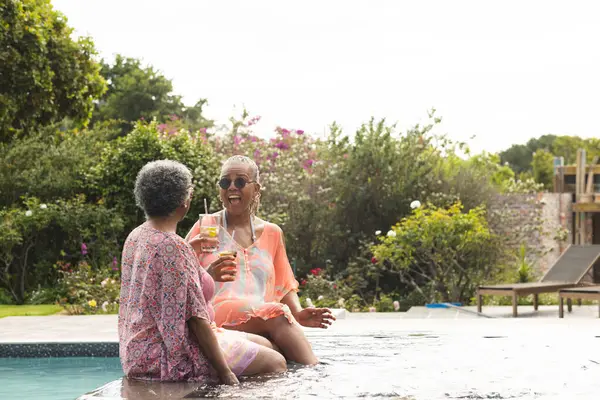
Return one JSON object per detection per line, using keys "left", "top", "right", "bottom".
{"left": 118, "top": 160, "right": 286, "bottom": 385}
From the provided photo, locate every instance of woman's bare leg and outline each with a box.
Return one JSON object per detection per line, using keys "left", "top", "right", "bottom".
{"left": 241, "top": 344, "right": 287, "bottom": 376}
{"left": 244, "top": 332, "right": 282, "bottom": 354}
{"left": 226, "top": 316, "right": 318, "bottom": 365}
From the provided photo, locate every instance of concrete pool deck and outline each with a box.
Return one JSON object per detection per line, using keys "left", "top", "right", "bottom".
{"left": 0, "top": 305, "right": 598, "bottom": 347}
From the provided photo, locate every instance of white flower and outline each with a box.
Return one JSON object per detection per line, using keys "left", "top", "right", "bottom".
{"left": 317, "top": 295, "right": 324, "bottom": 301}
{"left": 305, "top": 298, "right": 314, "bottom": 308}
{"left": 393, "top": 301, "right": 400, "bottom": 311}
{"left": 410, "top": 200, "right": 421, "bottom": 209}
{"left": 40, "top": 204, "right": 47, "bottom": 209}
{"left": 102, "top": 301, "right": 109, "bottom": 312}
{"left": 101, "top": 278, "right": 109, "bottom": 287}
{"left": 25, "top": 210, "right": 33, "bottom": 217}
{"left": 338, "top": 298, "right": 345, "bottom": 307}
{"left": 387, "top": 230, "right": 396, "bottom": 237}
{"left": 375, "top": 230, "right": 382, "bottom": 235}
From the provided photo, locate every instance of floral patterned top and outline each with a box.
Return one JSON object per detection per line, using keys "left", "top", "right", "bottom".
{"left": 118, "top": 223, "right": 212, "bottom": 381}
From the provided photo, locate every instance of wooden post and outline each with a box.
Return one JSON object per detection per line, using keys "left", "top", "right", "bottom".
{"left": 512, "top": 292, "right": 518, "bottom": 317}
{"left": 477, "top": 292, "right": 482, "bottom": 313}
{"left": 581, "top": 149, "right": 587, "bottom": 244}
{"left": 533, "top": 294, "right": 538, "bottom": 311}
{"left": 575, "top": 150, "right": 581, "bottom": 245}
{"left": 559, "top": 296, "right": 564, "bottom": 318}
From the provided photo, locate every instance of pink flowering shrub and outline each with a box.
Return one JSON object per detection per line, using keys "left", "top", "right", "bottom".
{"left": 211, "top": 111, "right": 320, "bottom": 226}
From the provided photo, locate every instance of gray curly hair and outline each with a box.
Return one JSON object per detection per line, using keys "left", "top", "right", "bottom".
{"left": 221, "top": 155, "right": 262, "bottom": 215}
{"left": 134, "top": 160, "right": 193, "bottom": 217}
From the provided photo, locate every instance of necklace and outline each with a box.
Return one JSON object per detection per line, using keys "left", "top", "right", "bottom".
{"left": 223, "top": 210, "right": 256, "bottom": 243}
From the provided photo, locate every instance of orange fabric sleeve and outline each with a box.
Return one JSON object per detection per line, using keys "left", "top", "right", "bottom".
{"left": 271, "top": 225, "right": 299, "bottom": 302}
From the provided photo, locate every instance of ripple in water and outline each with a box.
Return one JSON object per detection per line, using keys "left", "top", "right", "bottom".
{"left": 77, "top": 331, "right": 599, "bottom": 399}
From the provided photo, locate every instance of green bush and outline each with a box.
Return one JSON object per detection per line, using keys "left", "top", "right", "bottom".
{"left": 299, "top": 267, "right": 352, "bottom": 306}
{"left": 0, "top": 127, "right": 116, "bottom": 207}
{"left": 0, "top": 196, "right": 123, "bottom": 304}
{"left": 57, "top": 261, "right": 120, "bottom": 312}
{"left": 372, "top": 202, "right": 504, "bottom": 304}
{"left": 92, "top": 120, "right": 220, "bottom": 236}
{"left": 0, "top": 288, "right": 14, "bottom": 305}
{"left": 29, "top": 260, "right": 120, "bottom": 315}
{"left": 373, "top": 294, "right": 395, "bottom": 312}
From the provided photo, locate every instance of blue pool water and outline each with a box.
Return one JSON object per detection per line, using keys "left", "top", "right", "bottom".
{"left": 0, "top": 357, "right": 122, "bottom": 400}
{"left": 2, "top": 319, "right": 599, "bottom": 399}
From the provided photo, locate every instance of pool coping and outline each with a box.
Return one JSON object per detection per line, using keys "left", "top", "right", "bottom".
{"left": 0, "top": 309, "right": 349, "bottom": 358}
{"left": 1, "top": 306, "right": 599, "bottom": 358}
{"left": 0, "top": 342, "right": 118, "bottom": 358}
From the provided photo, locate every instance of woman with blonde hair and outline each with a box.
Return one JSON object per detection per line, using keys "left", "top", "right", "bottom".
{"left": 187, "top": 155, "right": 335, "bottom": 365}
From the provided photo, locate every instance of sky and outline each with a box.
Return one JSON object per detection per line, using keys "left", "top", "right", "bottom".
{"left": 53, "top": 0, "right": 600, "bottom": 154}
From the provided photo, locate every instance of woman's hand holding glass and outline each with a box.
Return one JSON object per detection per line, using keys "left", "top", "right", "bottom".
{"left": 207, "top": 254, "right": 237, "bottom": 282}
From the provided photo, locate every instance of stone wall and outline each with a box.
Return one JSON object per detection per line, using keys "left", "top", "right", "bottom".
{"left": 538, "top": 192, "right": 573, "bottom": 273}
{"left": 488, "top": 192, "right": 572, "bottom": 276}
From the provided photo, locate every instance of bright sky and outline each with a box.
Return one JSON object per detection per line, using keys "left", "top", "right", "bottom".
{"left": 53, "top": 0, "right": 600, "bottom": 154}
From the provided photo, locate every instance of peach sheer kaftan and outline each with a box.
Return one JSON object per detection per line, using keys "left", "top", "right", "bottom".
{"left": 186, "top": 213, "right": 300, "bottom": 327}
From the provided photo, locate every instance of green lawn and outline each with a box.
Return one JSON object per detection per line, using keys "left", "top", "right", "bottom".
{"left": 0, "top": 304, "right": 63, "bottom": 318}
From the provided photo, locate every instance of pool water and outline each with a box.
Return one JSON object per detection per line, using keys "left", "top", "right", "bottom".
{"left": 0, "top": 357, "right": 122, "bottom": 400}
{"left": 84, "top": 319, "right": 600, "bottom": 399}
{"left": 3, "top": 319, "right": 600, "bottom": 399}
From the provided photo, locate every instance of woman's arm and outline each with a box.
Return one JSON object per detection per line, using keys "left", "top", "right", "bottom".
{"left": 155, "top": 240, "right": 238, "bottom": 385}
{"left": 188, "top": 317, "right": 238, "bottom": 385}
{"left": 272, "top": 226, "right": 335, "bottom": 328}
{"left": 281, "top": 291, "right": 302, "bottom": 316}
{"left": 281, "top": 291, "right": 336, "bottom": 328}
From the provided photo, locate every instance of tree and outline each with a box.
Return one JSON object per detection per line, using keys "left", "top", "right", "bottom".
{"left": 437, "top": 152, "right": 513, "bottom": 211}
{"left": 91, "top": 120, "right": 219, "bottom": 236}
{"left": 92, "top": 55, "right": 212, "bottom": 131}
{"left": 318, "top": 114, "right": 450, "bottom": 274}
{"left": 499, "top": 135, "right": 557, "bottom": 174}
{"left": 0, "top": 0, "right": 106, "bottom": 142}
{"left": 551, "top": 135, "right": 600, "bottom": 165}
{"left": 531, "top": 149, "right": 554, "bottom": 189}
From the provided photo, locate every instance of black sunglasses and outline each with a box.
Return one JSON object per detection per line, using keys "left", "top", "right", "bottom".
{"left": 218, "top": 177, "right": 256, "bottom": 190}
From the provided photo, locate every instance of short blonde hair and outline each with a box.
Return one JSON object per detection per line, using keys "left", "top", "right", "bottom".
{"left": 221, "top": 155, "right": 260, "bottom": 182}
{"left": 221, "top": 155, "right": 262, "bottom": 215}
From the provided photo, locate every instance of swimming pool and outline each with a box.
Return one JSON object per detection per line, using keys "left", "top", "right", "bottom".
{"left": 0, "top": 357, "right": 122, "bottom": 400}
{"left": 3, "top": 318, "right": 600, "bottom": 399}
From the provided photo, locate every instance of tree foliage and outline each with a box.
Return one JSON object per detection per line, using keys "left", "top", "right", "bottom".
{"left": 0, "top": 0, "right": 106, "bottom": 142}
{"left": 0, "top": 196, "right": 123, "bottom": 304}
{"left": 91, "top": 120, "right": 220, "bottom": 235}
{"left": 531, "top": 149, "right": 555, "bottom": 190}
{"left": 92, "top": 55, "right": 212, "bottom": 132}
{"left": 372, "top": 202, "right": 503, "bottom": 303}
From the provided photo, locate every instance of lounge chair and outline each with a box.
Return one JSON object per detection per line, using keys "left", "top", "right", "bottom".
{"left": 558, "top": 285, "right": 600, "bottom": 318}
{"left": 477, "top": 244, "right": 600, "bottom": 317}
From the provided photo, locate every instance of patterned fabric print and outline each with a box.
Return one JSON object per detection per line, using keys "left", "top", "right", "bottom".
{"left": 118, "top": 223, "right": 259, "bottom": 382}
{"left": 188, "top": 216, "right": 300, "bottom": 328}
